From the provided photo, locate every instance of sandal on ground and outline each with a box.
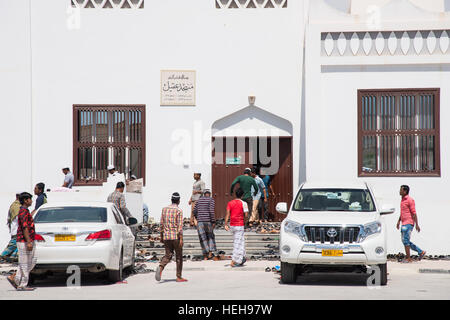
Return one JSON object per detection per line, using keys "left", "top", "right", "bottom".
{"left": 231, "top": 264, "right": 244, "bottom": 268}
{"left": 176, "top": 278, "right": 188, "bottom": 282}
{"left": 7, "top": 276, "right": 17, "bottom": 289}
{"left": 419, "top": 251, "right": 426, "bottom": 261}
{"left": 400, "top": 259, "right": 413, "bottom": 263}
{"left": 16, "top": 286, "right": 35, "bottom": 291}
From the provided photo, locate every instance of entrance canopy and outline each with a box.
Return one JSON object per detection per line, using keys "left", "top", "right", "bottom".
{"left": 212, "top": 105, "right": 293, "bottom": 137}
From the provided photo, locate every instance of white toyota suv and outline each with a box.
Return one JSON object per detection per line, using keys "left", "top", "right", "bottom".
{"left": 276, "top": 181, "right": 395, "bottom": 285}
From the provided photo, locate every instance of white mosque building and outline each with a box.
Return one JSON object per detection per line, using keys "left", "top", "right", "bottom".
{"left": 1, "top": 0, "right": 449, "bottom": 254}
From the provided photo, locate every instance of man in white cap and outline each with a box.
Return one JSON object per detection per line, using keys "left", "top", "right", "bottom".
{"left": 107, "top": 165, "right": 119, "bottom": 177}
{"left": 62, "top": 167, "right": 74, "bottom": 189}
{"left": 156, "top": 192, "right": 187, "bottom": 282}
{"left": 188, "top": 172, "right": 205, "bottom": 226}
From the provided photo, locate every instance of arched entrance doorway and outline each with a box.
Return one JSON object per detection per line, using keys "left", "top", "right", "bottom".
{"left": 211, "top": 105, "right": 293, "bottom": 221}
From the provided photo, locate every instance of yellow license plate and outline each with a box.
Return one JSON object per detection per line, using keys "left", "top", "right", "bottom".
{"left": 55, "top": 235, "right": 76, "bottom": 242}
{"left": 322, "top": 249, "right": 343, "bottom": 257}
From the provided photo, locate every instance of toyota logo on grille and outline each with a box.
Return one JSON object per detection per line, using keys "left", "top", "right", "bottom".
{"left": 327, "top": 228, "right": 337, "bottom": 237}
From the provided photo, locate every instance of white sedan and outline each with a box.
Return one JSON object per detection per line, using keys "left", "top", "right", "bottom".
{"left": 32, "top": 202, "right": 137, "bottom": 283}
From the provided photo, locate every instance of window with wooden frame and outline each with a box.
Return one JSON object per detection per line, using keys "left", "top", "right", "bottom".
{"left": 73, "top": 105, "right": 146, "bottom": 185}
{"left": 358, "top": 89, "right": 440, "bottom": 177}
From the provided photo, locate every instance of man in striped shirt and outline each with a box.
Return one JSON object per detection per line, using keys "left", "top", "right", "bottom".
{"left": 193, "top": 189, "right": 216, "bottom": 260}
{"left": 107, "top": 182, "right": 132, "bottom": 224}
{"left": 156, "top": 192, "right": 187, "bottom": 282}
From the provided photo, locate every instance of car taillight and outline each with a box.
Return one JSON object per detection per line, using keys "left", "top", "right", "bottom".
{"left": 85, "top": 229, "right": 111, "bottom": 241}
{"left": 35, "top": 234, "right": 45, "bottom": 242}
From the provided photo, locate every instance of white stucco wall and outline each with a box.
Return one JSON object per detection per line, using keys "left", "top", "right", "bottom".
{"left": 0, "top": 0, "right": 448, "bottom": 255}
{"left": 0, "top": 0, "right": 32, "bottom": 248}
{"left": 0, "top": 0, "right": 305, "bottom": 240}
{"left": 306, "top": 0, "right": 450, "bottom": 254}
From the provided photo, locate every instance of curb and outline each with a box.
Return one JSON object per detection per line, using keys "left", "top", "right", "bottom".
{"left": 419, "top": 269, "right": 450, "bottom": 274}
{"left": 155, "top": 267, "right": 273, "bottom": 272}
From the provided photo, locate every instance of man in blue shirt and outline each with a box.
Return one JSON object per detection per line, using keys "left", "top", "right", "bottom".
{"left": 260, "top": 174, "right": 275, "bottom": 222}
{"left": 249, "top": 168, "right": 267, "bottom": 226}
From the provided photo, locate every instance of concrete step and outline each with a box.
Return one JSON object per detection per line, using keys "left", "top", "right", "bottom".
{"left": 138, "top": 246, "right": 278, "bottom": 252}
{"left": 138, "top": 234, "right": 280, "bottom": 238}
{"left": 136, "top": 251, "right": 279, "bottom": 257}
{"left": 137, "top": 239, "right": 279, "bottom": 245}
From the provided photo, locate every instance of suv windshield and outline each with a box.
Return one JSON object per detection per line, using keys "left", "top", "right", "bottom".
{"left": 34, "top": 207, "right": 107, "bottom": 223}
{"left": 293, "top": 189, "right": 375, "bottom": 212}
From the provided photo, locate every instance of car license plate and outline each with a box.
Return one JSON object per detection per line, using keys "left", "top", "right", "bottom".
{"left": 322, "top": 249, "right": 343, "bottom": 257}
{"left": 55, "top": 234, "right": 76, "bottom": 242}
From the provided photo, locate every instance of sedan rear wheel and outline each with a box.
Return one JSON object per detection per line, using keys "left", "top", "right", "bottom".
{"left": 125, "top": 241, "right": 136, "bottom": 273}
{"left": 108, "top": 249, "right": 124, "bottom": 283}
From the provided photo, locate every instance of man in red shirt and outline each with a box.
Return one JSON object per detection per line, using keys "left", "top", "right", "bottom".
{"left": 224, "top": 188, "right": 249, "bottom": 267}
{"left": 7, "top": 192, "right": 37, "bottom": 291}
{"left": 396, "top": 185, "right": 426, "bottom": 263}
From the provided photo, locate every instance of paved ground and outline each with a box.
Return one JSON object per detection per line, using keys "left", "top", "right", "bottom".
{"left": 1, "top": 260, "right": 449, "bottom": 300}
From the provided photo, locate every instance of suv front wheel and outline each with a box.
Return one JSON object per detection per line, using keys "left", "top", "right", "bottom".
{"left": 281, "top": 262, "right": 297, "bottom": 284}
{"left": 378, "top": 263, "right": 388, "bottom": 286}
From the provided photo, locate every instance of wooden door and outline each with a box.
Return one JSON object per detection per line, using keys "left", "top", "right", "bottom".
{"left": 267, "top": 137, "right": 293, "bottom": 221}
{"left": 211, "top": 136, "right": 293, "bottom": 221}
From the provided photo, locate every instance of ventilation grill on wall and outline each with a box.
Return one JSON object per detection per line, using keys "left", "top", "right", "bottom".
{"left": 215, "top": 0, "right": 287, "bottom": 9}
{"left": 321, "top": 30, "right": 450, "bottom": 56}
{"left": 71, "top": 0, "right": 144, "bottom": 9}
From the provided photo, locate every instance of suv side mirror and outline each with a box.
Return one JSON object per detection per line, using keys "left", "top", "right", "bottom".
{"left": 127, "top": 217, "right": 138, "bottom": 226}
{"left": 380, "top": 205, "right": 395, "bottom": 215}
{"left": 276, "top": 202, "right": 288, "bottom": 214}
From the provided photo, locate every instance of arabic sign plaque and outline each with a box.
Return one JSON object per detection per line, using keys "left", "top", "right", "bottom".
{"left": 226, "top": 156, "right": 242, "bottom": 165}
{"left": 160, "top": 70, "right": 196, "bottom": 106}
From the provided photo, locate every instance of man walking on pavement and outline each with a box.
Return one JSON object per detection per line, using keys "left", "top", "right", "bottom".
{"left": 31, "top": 182, "right": 47, "bottom": 216}
{"left": 189, "top": 172, "right": 205, "bottom": 226}
{"left": 224, "top": 188, "right": 249, "bottom": 267}
{"left": 249, "top": 168, "right": 267, "bottom": 227}
{"left": 397, "top": 185, "right": 426, "bottom": 263}
{"left": 193, "top": 189, "right": 217, "bottom": 260}
{"left": 7, "top": 192, "right": 37, "bottom": 291}
{"left": 230, "top": 168, "right": 258, "bottom": 226}
{"left": 0, "top": 192, "right": 21, "bottom": 263}
{"left": 156, "top": 192, "right": 187, "bottom": 282}
{"left": 107, "top": 182, "right": 133, "bottom": 224}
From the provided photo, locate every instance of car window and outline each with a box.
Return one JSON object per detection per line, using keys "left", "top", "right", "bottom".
{"left": 293, "top": 189, "right": 375, "bottom": 212}
{"left": 34, "top": 207, "right": 107, "bottom": 223}
{"left": 111, "top": 206, "right": 124, "bottom": 225}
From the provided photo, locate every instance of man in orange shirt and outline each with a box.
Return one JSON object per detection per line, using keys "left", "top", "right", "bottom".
{"left": 396, "top": 185, "right": 426, "bottom": 263}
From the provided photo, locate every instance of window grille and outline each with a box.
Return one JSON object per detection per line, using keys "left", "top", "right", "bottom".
{"left": 73, "top": 105, "right": 146, "bottom": 185}
{"left": 71, "top": 0, "right": 144, "bottom": 9}
{"left": 358, "top": 89, "right": 440, "bottom": 176}
{"left": 215, "top": 0, "right": 287, "bottom": 9}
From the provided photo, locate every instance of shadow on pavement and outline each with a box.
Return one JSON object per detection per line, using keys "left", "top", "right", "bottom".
{"left": 158, "top": 279, "right": 178, "bottom": 284}
{"left": 280, "top": 273, "right": 373, "bottom": 287}
{"left": 30, "top": 272, "right": 137, "bottom": 288}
